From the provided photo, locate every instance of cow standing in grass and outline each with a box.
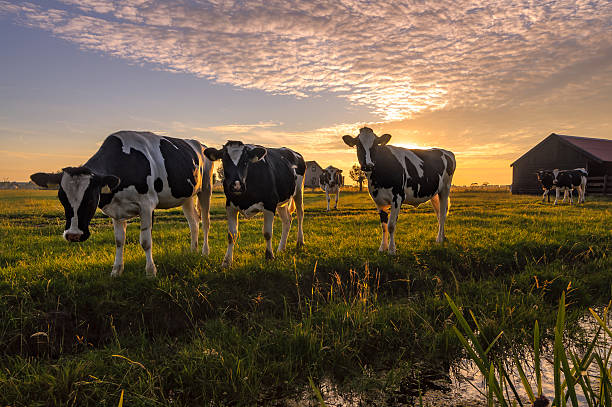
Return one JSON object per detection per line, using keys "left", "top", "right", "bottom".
{"left": 536, "top": 170, "right": 555, "bottom": 203}
{"left": 343, "top": 127, "right": 456, "bottom": 253}
{"left": 553, "top": 168, "right": 588, "bottom": 205}
{"left": 319, "top": 166, "right": 343, "bottom": 211}
{"left": 30, "top": 131, "right": 214, "bottom": 277}
{"left": 204, "top": 141, "right": 305, "bottom": 267}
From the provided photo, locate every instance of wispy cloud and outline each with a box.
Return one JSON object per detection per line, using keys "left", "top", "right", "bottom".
{"left": 2, "top": 0, "right": 610, "bottom": 122}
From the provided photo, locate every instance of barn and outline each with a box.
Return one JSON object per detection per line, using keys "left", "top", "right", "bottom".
{"left": 511, "top": 133, "right": 612, "bottom": 195}
{"left": 304, "top": 161, "right": 323, "bottom": 189}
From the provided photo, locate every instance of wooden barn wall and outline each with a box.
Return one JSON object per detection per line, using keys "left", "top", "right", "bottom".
{"left": 511, "top": 137, "right": 593, "bottom": 194}
{"left": 304, "top": 164, "right": 323, "bottom": 189}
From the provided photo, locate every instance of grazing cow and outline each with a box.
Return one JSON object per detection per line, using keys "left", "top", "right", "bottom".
{"left": 30, "top": 131, "right": 214, "bottom": 277}
{"left": 204, "top": 141, "right": 306, "bottom": 267}
{"left": 536, "top": 170, "right": 555, "bottom": 202}
{"left": 343, "top": 127, "right": 456, "bottom": 253}
{"left": 319, "top": 165, "right": 344, "bottom": 211}
{"left": 552, "top": 168, "right": 588, "bottom": 205}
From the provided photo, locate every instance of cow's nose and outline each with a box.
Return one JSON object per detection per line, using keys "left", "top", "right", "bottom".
{"left": 231, "top": 181, "right": 241, "bottom": 191}
{"left": 64, "top": 232, "right": 82, "bottom": 242}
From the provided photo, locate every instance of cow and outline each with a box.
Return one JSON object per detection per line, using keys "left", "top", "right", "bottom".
{"left": 342, "top": 127, "right": 456, "bottom": 254}
{"left": 536, "top": 170, "right": 555, "bottom": 202}
{"left": 204, "top": 141, "right": 306, "bottom": 267}
{"left": 319, "top": 165, "right": 343, "bottom": 211}
{"left": 30, "top": 131, "right": 214, "bottom": 277}
{"left": 552, "top": 168, "right": 588, "bottom": 205}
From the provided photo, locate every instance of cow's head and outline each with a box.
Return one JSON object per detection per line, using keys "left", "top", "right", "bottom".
{"left": 536, "top": 170, "right": 555, "bottom": 189}
{"left": 30, "top": 167, "right": 119, "bottom": 242}
{"left": 322, "top": 166, "right": 343, "bottom": 187}
{"left": 342, "top": 127, "right": 391, "bottom": 172}
{"left": 204, "top": 141, "right": 266, "bottom": 196}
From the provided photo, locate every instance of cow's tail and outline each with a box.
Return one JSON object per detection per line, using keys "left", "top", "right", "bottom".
{"left": 194, "top": 195, "right": 202, "bottom": 221}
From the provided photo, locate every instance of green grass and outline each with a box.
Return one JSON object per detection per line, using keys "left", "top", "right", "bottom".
{"left": 0, "top": 189, "right": 611, "bottom": 406}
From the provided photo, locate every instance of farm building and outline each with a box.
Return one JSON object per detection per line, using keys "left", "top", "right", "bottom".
{"left": 304, "top": 160, "right": 323, "bottom": 189}
{"left": 511, "top": 133, "right": 612, "bottom": 195}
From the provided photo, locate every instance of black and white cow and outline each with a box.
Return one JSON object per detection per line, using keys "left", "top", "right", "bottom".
{"left": 343, "top": 127, "right": 456, "bottom": 253}
{"left": 552, "top": 168, "right": 588, "bottom": 205}
{"left": 204, "top": 141, "right": 306, "bottom": 267}
{"left": 30, "top": 131, "right": 214, "bottom": 277}
{"left": 536, "top": 170, "right": 555, "bottom": 202}
{"left": 319, "top": 165, "right": 343, "bottom": 211}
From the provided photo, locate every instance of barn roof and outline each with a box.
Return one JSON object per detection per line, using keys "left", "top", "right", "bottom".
{"left": 557, "top": 134, "right": 612, "bottom": 163}
{"left": 511, "top": 133, "right": 612, "bottom": 166}
{"left": 305, "top": 160, "right": 323, "bottom": 170}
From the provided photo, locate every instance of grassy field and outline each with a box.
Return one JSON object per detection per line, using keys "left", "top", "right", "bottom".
{"left": 0, "top": 189, "right": 611, "bottom": 406}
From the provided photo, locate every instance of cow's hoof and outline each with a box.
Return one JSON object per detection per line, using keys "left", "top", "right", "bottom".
{"left": 388, "top": 249, "right": 397, "bottom": 255}
{"left": 265, "top": 250, "right": 275, "bottom": 260}
{"left": 145, "top": 264, "right": 157, "bottom": 278}
{"left": 110, "top": 266, "right": 123, "bottom": 277}
{"left": 202, "top": 245, "right": 210, "bottom": 256}
{"left": 296, "top": 241, "right": 305, "bottom": 249}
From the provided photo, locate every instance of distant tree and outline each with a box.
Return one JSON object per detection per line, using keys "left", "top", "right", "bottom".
{"left": 482, "top": 182, "right": 490, "bottom": 187}
{"left": 350, "top": 164, "right": 367, "bottom": 192}
{"left": 470, "top": 182, "right": 478, "bottom": 186}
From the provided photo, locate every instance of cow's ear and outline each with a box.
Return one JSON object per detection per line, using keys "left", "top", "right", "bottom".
{"left": 204, "top": 147, "right": 223, "bottom": 161}
{"left": 30, "top": 172, "right": 63, "bottom": 188}
{"left": 378, "top": 133, "right": 392, "bottom": 145}
{"left": 337, "top": 169, "right": 343, "bottom": 173}
{"left": 342, "top": 135, "right": 358, "bottom": 147}
{"left": 249, "top": 147, "right": 267, "bottom": 163}
{"left": 98, "top": 175, "right": 120, "bottom": 193}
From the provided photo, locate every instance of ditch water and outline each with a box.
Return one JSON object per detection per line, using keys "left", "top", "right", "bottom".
{"left": 284, "top": 309, "right": 610, "bottom": 406}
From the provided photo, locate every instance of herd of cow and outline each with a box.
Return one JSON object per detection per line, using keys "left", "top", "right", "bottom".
{"left": 536, "top": 168, "right": 588, "bottom": 205}
{"left": 30, "top": 126, "right": 584, "bottom": 278}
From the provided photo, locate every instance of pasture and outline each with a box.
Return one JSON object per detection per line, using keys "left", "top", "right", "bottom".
{"left": 0, "top": 189, "right": 611, "bottom": 406}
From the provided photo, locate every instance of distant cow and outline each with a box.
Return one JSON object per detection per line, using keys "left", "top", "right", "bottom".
{"left": 552, "top": 168, "right": 588, "bottom": 205}
{"left": 343, "top": 127, "right": 456, "bottom": 253}
{"left": 30, "top": 131, "right": 214, "bottom": 277}
{"left": 536, "top": 170, "right": 555, "bottom": 202}
{"left": 204, "top": 141, "right": 306, "bottom": 267}
{"left": 319, "top": 166, "right": 343, "bottom": 211}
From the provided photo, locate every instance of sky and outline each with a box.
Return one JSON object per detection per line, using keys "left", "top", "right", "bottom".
{"left": 1, "top": 0, "right": 611, "bottom": 185}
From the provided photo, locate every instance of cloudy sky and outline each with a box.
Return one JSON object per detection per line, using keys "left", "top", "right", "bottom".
{"left": 1, "top": 0, "right": 611, "bottom": 185}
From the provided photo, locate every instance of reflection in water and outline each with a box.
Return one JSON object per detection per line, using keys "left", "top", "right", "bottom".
{"left": 282, "top": 310, "right": 610, "bottom": 406}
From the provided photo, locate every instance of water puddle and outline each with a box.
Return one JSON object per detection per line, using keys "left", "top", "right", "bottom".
{"left": 282, "top": 309, "right": 611, "bottom": 406}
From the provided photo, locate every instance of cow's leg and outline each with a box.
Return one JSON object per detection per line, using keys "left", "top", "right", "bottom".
{"left": 182, "top": 197, "right": 199, "bottom": 252}
{"left": 277, "top": 204, "right": 292, "bottom": 252}
{"left": 222, "top": 205, "right": 239, "bottom": 268}
{"left": 197, "top": 187, "right": 212, "bottom": 256}
{"left": 542, "top": 190, "right": 547, "bottom": 202}
{"left": 139, "top": 208, "right": 156, "bottom": 277}
{"left": 388, "top": 198, "right": 403, "bottom": 254}
{"left": 569, "top": 189, "right": 574, "bottom": 205}
{"left": 111, "top": 218, "right": 127, "bottom": 277}
{"left": 325, "top": 189, "right": 330, "bottom": 211}
{"left": 295, "top": 180, "right": 305, "bottom": 248}
{"left": 430, "top": 194, "right": 441, "bottom": 221}
{"left": 334, "top": 189, "right": 339, "bottom": 210}
{"left": 554, "top": 188, "right": 559, "bottom": 205}
{"left": 378, "top": 207, "right": 389, "bottom": 252}
{"left": 562, "top": 189, "right": 568, "bottom": 203}
{"left": 436, "top": 190, "right": 450, "bottom": 243}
